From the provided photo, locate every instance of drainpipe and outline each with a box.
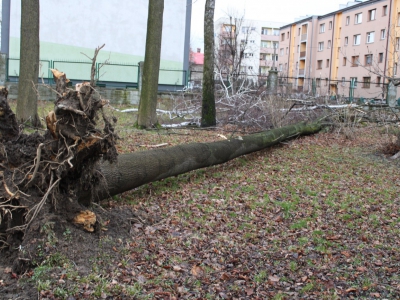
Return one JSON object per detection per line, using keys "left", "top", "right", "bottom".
{"left": 384, "top": 0, "right": 393, "bottom": 83}
{"left": 307, "top": 17, "right": 315, "bottom": 91}
{"left": 287, "top": 27, "right": 291, "bottom": 78}
{"left": 328, "top": 14, "right": 336, "bottom": 95}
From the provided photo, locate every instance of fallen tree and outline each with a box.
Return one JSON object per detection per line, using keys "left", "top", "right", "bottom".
{"left": 93, "top": 122, "right": 322, "bottom": 200}
{"left": 0, "top": 53, "right": 323, "bottom": 268}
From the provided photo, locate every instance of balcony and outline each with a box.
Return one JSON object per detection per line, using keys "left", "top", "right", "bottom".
{"left": 298, "top": 68, "right": 305, "bottom": 76}
{"left": 299, "top": 51, "right": 306, "bottom": 59}
{"left": 301, "top": 33, "right": 307, "bottom": 41}
{"left": 259, "top": 60, "right": 273, "bottom": 67}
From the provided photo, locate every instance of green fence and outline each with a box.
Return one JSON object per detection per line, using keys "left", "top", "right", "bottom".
{"left": 7, "top": 58, "right": 187, "bottom": 87}
{"left": 7, "top": 58, "right": 53, "bottom": 79}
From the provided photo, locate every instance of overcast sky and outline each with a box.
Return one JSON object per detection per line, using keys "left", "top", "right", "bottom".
{"left": 190, "top": 0, "right": 352, "bottom": 50}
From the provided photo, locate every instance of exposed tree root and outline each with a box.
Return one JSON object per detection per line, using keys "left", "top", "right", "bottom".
{"left": 0, "top": 46, "right": 118, "bottom": 273}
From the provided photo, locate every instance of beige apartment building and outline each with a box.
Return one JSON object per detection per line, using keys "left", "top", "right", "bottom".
{"left": 214, "top": 17, "right": 285, "bottom": 81}
{"left": 279, "top": 0, "right": 400, "bottom": 100}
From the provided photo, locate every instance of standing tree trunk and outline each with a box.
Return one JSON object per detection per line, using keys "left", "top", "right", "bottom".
{"left": 201, "top": 0, "right": 216, "bottom": 127}
{"left": 16, "top": 0, "right": 41, "bottom": 127}
{"left": 137, "top": 0, "right": 164, "bottom": 128}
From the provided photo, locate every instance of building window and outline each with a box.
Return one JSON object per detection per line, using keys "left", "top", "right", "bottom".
{"left": 316, "top": 78, "right": 321, "bottom": 87}
{"left": 353, "top": 34, "right": 361, "bottom": 45}
{"left": 365, "top": 54, "right": 373, "bottom": 65}
{"left": 248, "top": 66, "right": 253, "bottom": 70}
{"left": 327, "top": 40, "right": 331, "bottom": 48}
{"left": 296, "top": 62, "right": 299, "bottom": 69}
{"left": 297, "top": 45, "right": 300, "bottom": 53}
{"left": 366, "top": 31, "right": 375, "bottom": 43}
{"left": 398, "top": 13, "right": 400, "bottom": 26}
{"left": 376, "top": 76, "right": 381, "bottom": 86}
{"left": 326, "top": 59, "right": 330, "bottom": 68}
{"left": 279, "top": 64, "right": 283, "bottom": 71}
{"left": 344, "top": 36, "right": 348, "bottom": 45}
{"left": 351, "top": 55, "right": 360, "bottom": 67}
{"left": 273, "top": 42, "right": 278, "bottom": 48}
{"left": 383, "top": 5, "right": 388, "bottom": 16}
{"left": 261, "top": 28, "right": 274, "bottom": 35}
{"left": 240, "top": 39, "right": 248, "bottom": 45}
{"left": 363, "top": 77, "right": 371, "bottom": 88}
{"left": 318, "top": 42, "right": 324, "bottom": 51}
{"left": 325, "top": 78, "right": 328, "bottom": 86}
{"left": 317, "top": 60, "right": 323, "bottom": 69}
{"left": 329, "top": 21, "right": 333, "bottom": 29}
{"left": 281, "top": 33, "right": 285, "bottom": 41}
{"left": 379, "top": 52, "right": 384, "bottom": 63}
{"left": 346, "top": 16, "right": 350, "bottom": 25}
{"left": 355, "top": 13, "right": 362, "bottom": 24}
{"left": 343, "top": 57, "right": 347, "bottom": 66}
{"left": 286, "top": 47, "right": 288, "bottom": 54}
{"left": 381, "top": 29, "right": 386, "bottom": 39}
{"left": 280, "top": 48, "right": 284, "bottom": 55}
{"left": 273, "top": 29, "right": 279, "bottom": 35}
{"left": 320, "top": 23, "right": 325, "bottom": 33}
{"left": 250, "top": 40, "right": 255, "bottom": 43}
{"left": 273, "top": 54, "right": 278, "bottom": 61}
{"left": 368, "top": 9, "right": 376, "bottom": 21}
{"left": 397, "top": 37, "right": 400, "bottom": 50}
{"left": 261, "top": 40, "right": 269, "bottom": 48}
{"left": 244, "top": 53, "right": 254, "bottom": 58}
{"left": 350, "top": 77, "right": 358, "bottom": 87}
{"left": 224, "top": 25, "right": 234, "bottom": 33}
{"left": 298, "top": 28, "right": 301, "bottom": 36}
{"left": 394, "top": 63, "right": 398, "bottom": 75}
{"left": 287, "top": 31, "right": 289, "bottom": 39}
{"left": 342, "top": 77, "right": 346, "bottom": 86}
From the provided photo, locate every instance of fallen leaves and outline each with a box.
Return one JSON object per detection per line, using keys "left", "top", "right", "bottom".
{"left": 268, "top": 275, "right": 280, "bottom": 283}
{"left": 191, "top": 265, "right": 204, "bottom": 277}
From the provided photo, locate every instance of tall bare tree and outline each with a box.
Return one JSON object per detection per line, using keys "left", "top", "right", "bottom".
{"left": 215, "top": 14, "right": 254, "bottom": 94}
{"left": 201, "top": 0, "right": 216, "bottom": 127}
{"left": 137, "top": 0, "right": 164, "bottom": 128}
{"left": 16, "top": 0, "right": 41, "bottom": 127}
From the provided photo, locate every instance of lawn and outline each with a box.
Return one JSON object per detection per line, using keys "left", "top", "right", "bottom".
{"left": 1, "top": 103, "right": 399, "bottom": 299}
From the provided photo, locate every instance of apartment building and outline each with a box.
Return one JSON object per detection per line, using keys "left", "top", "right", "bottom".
{"left": 214, "top": 17, "right": 285, "bottom": 81}
{"left": 279, "top": 0, "right": 399, "bottom": 99}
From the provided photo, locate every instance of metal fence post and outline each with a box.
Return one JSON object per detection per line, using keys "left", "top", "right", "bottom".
{"left": 349, "top": 78, "right": 355, "bottom": 103}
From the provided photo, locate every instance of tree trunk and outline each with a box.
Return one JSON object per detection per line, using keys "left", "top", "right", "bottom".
{"left": 16, "top": 0, "right": 41, "bottom": 127}
{"left": 137, "top": 0, "right": 164, "bottom": 128}
{"left": 91, "top": 122, "right": 322, "bottom": 200}
{"left": 201, "top": 0, "right": 216, "bottom": 127}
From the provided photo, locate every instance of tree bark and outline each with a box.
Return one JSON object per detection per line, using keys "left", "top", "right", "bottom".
{"left": 90, "top": 122, "right": 322, "bottom": 200}
{"left": 137, "top": 0, "right": 164, "bottom": 128}
{"left": 201, "top": 0, "right": 216, "bottom": 127}
{"left": 16, "top": 0, "right": 41, "bottom": 127}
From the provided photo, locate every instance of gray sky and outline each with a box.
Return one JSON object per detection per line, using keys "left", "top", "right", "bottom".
{"left": 190, "top": 0, "right": 352, "bottom": 50}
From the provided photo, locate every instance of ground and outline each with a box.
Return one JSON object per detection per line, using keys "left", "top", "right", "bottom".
{"left": 0, "top": 102, "right": 399, "bottom": 299}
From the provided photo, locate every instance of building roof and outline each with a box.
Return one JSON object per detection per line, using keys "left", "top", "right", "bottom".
{"left": 190, "top": 51, "right": 204, "bottom": 65}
